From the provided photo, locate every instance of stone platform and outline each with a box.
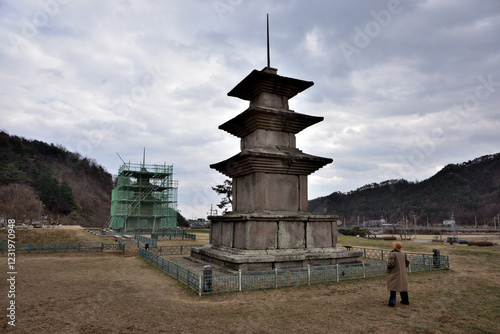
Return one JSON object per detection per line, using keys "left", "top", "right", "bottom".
{"left": 190, "top": 213, "right": 362, "bottom": 271}
{"left": 191, "top": 244, "right": 363, "bottom": 271}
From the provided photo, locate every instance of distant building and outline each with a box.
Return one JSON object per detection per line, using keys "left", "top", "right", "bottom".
{"left": 368, "top": 219, "right": 386, "bottom": 227}
{"left": 443, "top": 219, "right": 455, "bottom": 226}
{"left": 188, "top": 218, "right": 210, "bottom": 228}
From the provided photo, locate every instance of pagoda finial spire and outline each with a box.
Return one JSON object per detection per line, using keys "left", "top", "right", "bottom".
{"left": 267, "top": 13, "right": 270, "bottom": 68}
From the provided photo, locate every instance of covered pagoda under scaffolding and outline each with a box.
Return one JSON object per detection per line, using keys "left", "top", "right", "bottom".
{"left": 109, "top": 163, "right": 178, "bottom": 231}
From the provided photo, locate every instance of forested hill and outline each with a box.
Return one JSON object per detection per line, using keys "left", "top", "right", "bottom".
{"left": 309, "top": 153, "right": 500, "bottom": 225}
{"left": 0, "top": 131, "right": 112, "bottom": 226}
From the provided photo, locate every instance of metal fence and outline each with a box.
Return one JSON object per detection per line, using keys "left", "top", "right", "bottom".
{"left": 0, "top": 240, "right": 125, "bottom": 254}
{"left": 140, "top": 248, "right": 200, "bottom": 291}
{"left": 139, "top": 248, "right": 450, "bottom": 296}
{"left": 151, "top": 230, "right": 196, "bottom": 241}
{"left": 350, "top": 246, "right": 450, "bottom": 270}
{"left": 134, "top": 234, "right": 157, "bottom": 247}
{"left": 154, "top": 245, "right": 193, "bottom": 256}
{"left": 101, "top": 230, "right": 136, "bottom": 236}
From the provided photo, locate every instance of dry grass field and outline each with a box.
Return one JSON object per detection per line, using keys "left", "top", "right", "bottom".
{"left": 0, "top": 228, "right": 499, "bottom": 334}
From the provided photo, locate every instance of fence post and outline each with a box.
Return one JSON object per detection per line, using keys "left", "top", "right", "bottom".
{"left": 203, "top": 265, "right": 212, "bottom": 293}
{"left": 307, "top": 265, "right": 311, "bottom": 285}
{"left": 238, "top": 269, "right": 242, "bottom": 292}
{"left": 199, "top": 275, "right": 202, "bottom": 297}
{"left": 408, "top": 262, "right": 412, "bottom": 273}
{"left": 381, "top": 249, "right": 384, "bottom": 260}
{"left": 28, "top": 243, "right": 31, "bottom": 254}
{"left": 78, "top": 243, "right": 81, "bottom": 252}
{"left": 54, "top": 243, "right": 57, "bottom": 253}
{"left": 363, "top": 262, "right": 366, "bottom": 279}
{"left": 275, "top": 268, "right": 278, "bottom": 288}
{"left": 101, "top": 243, "right": 104, "bottom": 252}
{"left": 336, "top": 264, "right": 339, "bottom": 282}
{"left": 180, "top": 245, "right": 183, "bottom": 255}
{"left": 364, "top": 248, "right": 367, "bottom": 258}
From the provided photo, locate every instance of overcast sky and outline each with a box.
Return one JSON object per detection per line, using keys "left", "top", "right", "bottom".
{"left": 1, "top": 0, "right": 500, "bottom": 219}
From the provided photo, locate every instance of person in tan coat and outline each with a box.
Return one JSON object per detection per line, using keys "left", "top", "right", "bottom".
{"left": 386, "top": 241, "right": 410, "bottom": 306}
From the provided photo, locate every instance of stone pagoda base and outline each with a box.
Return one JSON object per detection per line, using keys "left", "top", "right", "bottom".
{"left": 190, "top": 213, "right": 363, "bottom": 271}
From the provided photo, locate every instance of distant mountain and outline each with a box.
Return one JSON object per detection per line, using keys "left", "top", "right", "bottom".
{"left": 0, "top": 131, "right": 113, "bottom": 226}
{"left": 0, "top": 131, "right": 191, "bottom": 228}
{"left": 309, "top": 153, "right": 500, "bottom": 225}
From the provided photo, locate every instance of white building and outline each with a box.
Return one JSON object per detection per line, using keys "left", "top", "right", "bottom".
{"left": 443, "top": 219, "right": 455, "bottom": 226}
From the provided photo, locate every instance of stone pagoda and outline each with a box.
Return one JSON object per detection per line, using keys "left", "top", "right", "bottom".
{"left": 191, "top": 66, "right": 362, "bottom": 271}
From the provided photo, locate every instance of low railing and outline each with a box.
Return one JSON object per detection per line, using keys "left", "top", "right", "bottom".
{"left": 140, "top": 248, "right": 200, "bottom": 292}
{"left": 139, "top": 248, "right": 450, "bottom": 296}
{"left": 0, "top": 240, "right": 125, "bottom": 254}
{"left": 151, "top": 230, "right": 196, "bottom": 241}
{"left": 154, "top": 245, "right": 193, "bottom": 256}
{"left": 134, "top": 234, "right": 157, "bottom": 247}
{"left": 349, "top": 246, "right": 449, "bottom": 269}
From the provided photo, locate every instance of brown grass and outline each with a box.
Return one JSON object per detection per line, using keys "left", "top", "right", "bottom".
{"left": 1, "top": 231, "right": 499, "bottom": 334}
{"left": 0, "top": 227, "right": 101, "bottom": 244}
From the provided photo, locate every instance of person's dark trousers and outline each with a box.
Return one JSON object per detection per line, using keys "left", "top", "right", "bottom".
{"left": 388, "top": 291, "right": 396, "bottom": 306}
{"left": 400, "top": 291, "right": 409, "bottom": 305}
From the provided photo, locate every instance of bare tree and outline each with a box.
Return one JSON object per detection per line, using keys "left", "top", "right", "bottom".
{"left": 0, "top": 184, "right": 41, "bottom": 222}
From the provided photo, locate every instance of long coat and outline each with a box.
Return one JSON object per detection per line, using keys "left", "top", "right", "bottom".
{"left": 386, "top": 250, "right": 409, "bottom": 292}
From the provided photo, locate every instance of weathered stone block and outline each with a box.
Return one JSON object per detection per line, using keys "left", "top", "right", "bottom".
{"left": 242, "top": 129, "right": 295, "bottom": 149}
{"left": 246, "top": 221, "right": 277, "bottom": 250}
{"left": 307, "top": 221, "right": 333, "bottom": 248}
{"left": 220, "top": 222, "right": 234, "bottom": 247}
{"left": 210, "top": 221, "right": 222, "bottom": 246}
{"left": 278, "top": 220, "right": 305, "bottom": 249}
{"left": 235, "top": 173, "right": 301, "bottom": 212}
{"left": 232, "top": 220, "right": 278, "bottom": 250}
{"left": 233, "top": 221, "right": 246, "bottom": 249}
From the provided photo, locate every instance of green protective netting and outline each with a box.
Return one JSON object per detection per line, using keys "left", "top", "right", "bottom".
{"left": 109, "top": 163, "right": 178, "bottom": 231}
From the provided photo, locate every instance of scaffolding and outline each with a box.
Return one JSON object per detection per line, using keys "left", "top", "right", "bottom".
{"left": 109, "top": 163, "right": 178, "bottom": 231}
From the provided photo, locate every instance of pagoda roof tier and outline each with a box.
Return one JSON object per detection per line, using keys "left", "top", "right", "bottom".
{"left": 210, "top": 147, "right": 332, "bottom": 178}
{"left": 219, "top": 106, "right": 323, "bottom": 138}
{"left": 227, "top": 69, "right": 313, "bottom": 101}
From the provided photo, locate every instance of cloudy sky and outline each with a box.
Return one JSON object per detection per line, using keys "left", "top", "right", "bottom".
{"left": 1, "top": 0, "right": 500, "bottom": 219}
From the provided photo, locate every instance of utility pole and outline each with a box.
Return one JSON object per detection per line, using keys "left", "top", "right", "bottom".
{"left": 451, "top": 212, "right": 456, "bottom": 240}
